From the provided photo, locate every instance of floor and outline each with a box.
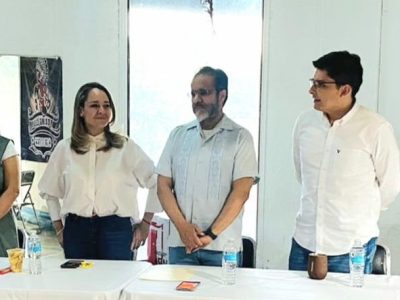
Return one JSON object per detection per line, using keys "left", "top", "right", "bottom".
{"left": 17, "top": 217, "right": 149, "bottom": 260}
{"left": 17, "top": 219, "right": 63, "bottom": 257}
{"left": 17, "top": 220, "right": 147, "bottom": 260}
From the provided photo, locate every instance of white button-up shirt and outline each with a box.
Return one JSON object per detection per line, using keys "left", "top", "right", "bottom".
{"left": 39, "top": 133, "right": 161, "bottom": 222}
{"left": 156, "top": 115, "right": 258, "bottom": 251}
{"left": 293, "top": 104, "right": 400, "bottom": 255}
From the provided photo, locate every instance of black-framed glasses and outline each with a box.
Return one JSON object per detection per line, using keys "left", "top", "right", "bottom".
{"left": 190, "top": 88, "right": 215, "bottom": 98}
{"left": 309, "top": 78, "right": 337, "bottom": 89}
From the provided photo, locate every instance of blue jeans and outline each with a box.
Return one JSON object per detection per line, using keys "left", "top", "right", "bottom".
{"left": 169, "top": 247, "right": 243, "bottom": 267}
{"left": 288, "top": 237, "right": 377, "bottom": 273}
{"left": 64, "top": 214, "right": 133, "bottom": 260}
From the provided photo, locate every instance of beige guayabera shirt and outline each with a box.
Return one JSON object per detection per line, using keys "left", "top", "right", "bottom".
{"left": 157, "top": 115, "right": 258, "bottom": 251}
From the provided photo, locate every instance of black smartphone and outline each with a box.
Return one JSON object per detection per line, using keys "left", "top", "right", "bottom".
{"left": 60, "top": 260, "right": 83, "bottom": 269}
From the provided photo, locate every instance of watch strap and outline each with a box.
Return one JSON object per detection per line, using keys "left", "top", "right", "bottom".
{"left": 204, "top": 227, "right": 218, "bottom": 240}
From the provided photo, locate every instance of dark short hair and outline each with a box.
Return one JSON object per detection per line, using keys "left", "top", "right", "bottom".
{"left": 194, "top": 66, "right": 228, "bottom": 104}
{"left": 313, "top": 51, "right": 363, "bottom": 103}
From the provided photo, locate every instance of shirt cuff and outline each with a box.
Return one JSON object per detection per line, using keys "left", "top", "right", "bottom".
{"left": 44, "top": 195, "right": 62, "bottom": 221}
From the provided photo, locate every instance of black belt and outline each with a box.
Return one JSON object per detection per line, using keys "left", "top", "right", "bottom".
{"left": 67, "top": 213, "right": 98, "bottom": 219}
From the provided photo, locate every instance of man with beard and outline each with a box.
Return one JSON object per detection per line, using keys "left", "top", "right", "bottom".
{"left": 156, "top": 66, "right": 258, "bottom": 266}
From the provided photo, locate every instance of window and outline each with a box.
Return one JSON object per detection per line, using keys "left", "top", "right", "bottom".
{"left": 129, "top": 0, "right": 262, "bottom": 248}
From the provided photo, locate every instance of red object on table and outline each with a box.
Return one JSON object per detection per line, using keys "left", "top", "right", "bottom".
{"left": 0, "top": 267, "right": 11, "bottom": 275}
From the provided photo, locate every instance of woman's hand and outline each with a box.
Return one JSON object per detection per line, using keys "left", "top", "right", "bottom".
{"left": 56, "top": 229, "right": 64, "bottom": 248}
{"left": 53, "top": 220, "right": 64, "bottom": 248}
{"left": 131, "top": 220, "right": 150, "bottom": 250}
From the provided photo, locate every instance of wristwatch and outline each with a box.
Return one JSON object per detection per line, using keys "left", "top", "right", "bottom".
{"left": 204, "top": 227, "right": 218, "bottom": 240}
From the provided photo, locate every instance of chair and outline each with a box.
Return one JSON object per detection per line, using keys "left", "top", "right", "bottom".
{"left": 372, "top": 244, "right": 391, "bottom": 275}
{"left": 17, "top": 228, "right": 26, "bottom": 249}
{"left": 242, "top": 236, "right": 256, "bottom": 268}
{"left": 12, "top": 170, "right": 41, "bottom": 233}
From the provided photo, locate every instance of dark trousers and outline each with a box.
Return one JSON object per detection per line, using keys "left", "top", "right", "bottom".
{"left": 169, "top": 247, "right": 243, "bottom": 267}
{"left": 63, "top": 214, "right": 133, "bottom": 260}
{"left": 0, "top": 211, "right": 18, "bottom": 257}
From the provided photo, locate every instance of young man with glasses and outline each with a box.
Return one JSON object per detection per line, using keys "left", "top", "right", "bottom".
{"left": 156, "top": 66, "right": 258, "bottom": 266}
{"left": 289, "top": 51, "right": 400, "bottom": 273}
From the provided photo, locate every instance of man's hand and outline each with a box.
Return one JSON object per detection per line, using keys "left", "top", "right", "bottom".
{"left": 198, "top": 234, "right": 213, "bottom": 248}
{"left": 131, "top": 221, "right": 150, "bottom": 250}
{"left": 177, "top": 222, "right": 204, "bottom": 253}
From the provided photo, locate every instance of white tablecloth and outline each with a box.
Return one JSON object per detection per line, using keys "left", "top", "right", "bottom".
{"left": 0, "top": 256, "right": 151, "bottom": 300}
{"left": 121, "top": 264, "right": 400, "bottom": 300}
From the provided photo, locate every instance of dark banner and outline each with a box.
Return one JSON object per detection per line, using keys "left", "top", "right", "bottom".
{"left": 20, "top": 57, "right": 63, "bottom": 162}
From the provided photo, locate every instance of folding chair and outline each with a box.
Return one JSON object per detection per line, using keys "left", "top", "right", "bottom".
{"left": 12, "top": 170, "right": 41, "bottom": 233}
{"left": 242, "top": 236, "right": 256, "bottom": 268}
{"left": 17, "top": 228, "right": 26, "bottom": 249}
{"left": 372, "top": 244, "right": 391, "bottom": 275}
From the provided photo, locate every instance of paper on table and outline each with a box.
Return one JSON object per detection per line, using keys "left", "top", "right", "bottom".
{"left": 139, "top": 265, "right": 194, "bottom": 281}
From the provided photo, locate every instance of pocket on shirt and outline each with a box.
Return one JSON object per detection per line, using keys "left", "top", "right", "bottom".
{"left": 333, "top": 149, "right": 373, "bottom": 176}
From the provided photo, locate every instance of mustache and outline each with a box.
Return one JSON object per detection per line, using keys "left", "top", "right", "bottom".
{"left": 193, "top": 104, "right": 206, "bottom": 110}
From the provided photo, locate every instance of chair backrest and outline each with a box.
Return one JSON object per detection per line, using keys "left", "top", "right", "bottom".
{"left": 17, "top": 228, "right": 25, "bottom": 248}
{"left": 242, "top": 236, "right": 256, "bottom": 268}
{"left": 15, "top": 170, "right": 35, "bottom": 205}
{"left": 21, "top": 170, "right": 35, "bottom": 186}
{"left": 372, "top": 244, "right": 390, "bottom": 275}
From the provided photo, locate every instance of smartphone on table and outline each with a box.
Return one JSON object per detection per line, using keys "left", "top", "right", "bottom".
{"left": 60, "top": 260, "right": 83, "bottom": 269}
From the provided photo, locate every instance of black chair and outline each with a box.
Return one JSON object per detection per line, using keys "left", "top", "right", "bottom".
{"left": 17, "top": 228, "right": 25, "bottom": 249}
{"left": 12, "top": 170, "right": 41, "bottom": 233}
{"left": 242, "top": 236, "right": 256, "bottom": 268}
{"left": 372, "top": 244, "right": 390, "bottom": 275}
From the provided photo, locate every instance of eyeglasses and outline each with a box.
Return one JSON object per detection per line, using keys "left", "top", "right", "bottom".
{"left": 190, "top": 88, "right": 215, "bottom": 98}
{"left": 309, "top": 78, "right": 337, "bottom": 89}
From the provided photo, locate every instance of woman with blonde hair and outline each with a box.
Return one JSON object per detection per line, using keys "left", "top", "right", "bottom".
{"left": 39, "top": 82, "right": 161, "bottom": 260}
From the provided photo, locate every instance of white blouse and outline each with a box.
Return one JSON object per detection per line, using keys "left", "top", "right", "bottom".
{"left": 39, "top": 133, "right": 162, "bottom": 222}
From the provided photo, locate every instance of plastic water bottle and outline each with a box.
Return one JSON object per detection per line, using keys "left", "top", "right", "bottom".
{"left": 222, "top": 239, "right": 237, "bottom": 285}
{"left": 28, "top": 233, "right": 42, "bottom": 275}
{"left": 349, "top": 239, "right": 365, "bottom": 287}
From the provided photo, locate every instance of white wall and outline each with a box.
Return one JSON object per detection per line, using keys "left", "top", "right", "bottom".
{"left": 0, "top": 0, "right": 128, "bottom": 210}
{"left": 258, "top": 0, "right": 400, "bottom": 274}
{"left": 376, "top": 0, "right": 400, "bottom": 273}
{"left": 2, "top": 0, "right": 400, "bottom": 274}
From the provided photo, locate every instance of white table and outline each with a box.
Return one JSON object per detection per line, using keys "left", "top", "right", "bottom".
{"left": 0, "top": 256, "right": 151, "bottom": 300}
{"left": 121, "top": 264, "right": 400, "bottom": 300}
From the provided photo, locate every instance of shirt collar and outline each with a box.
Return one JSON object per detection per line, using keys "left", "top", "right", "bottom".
{"left": 186, "top": 114, "right": 235, "bottom": 132}
{"left": 88, "top": 132, "right": 107, "bottom": 150}
{"left": 321, "top": 103, "right": 360, "bottom": 126}
{"left": 339, "top": 103, "right": 359, "bottom": 125}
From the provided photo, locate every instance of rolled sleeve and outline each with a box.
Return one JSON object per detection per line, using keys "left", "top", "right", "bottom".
{"left": 156, "top": 129, "right": 178, "bottom": 178}
{"left": 130, "top": 141, "right": 163, "bottom": 213}
{"left": 43, "top": 194, "right": 62, "bottom": 221}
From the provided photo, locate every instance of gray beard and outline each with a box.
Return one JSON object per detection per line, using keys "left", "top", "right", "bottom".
{"left": 194, "top": 110, "right": 209, "bottom": 123}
